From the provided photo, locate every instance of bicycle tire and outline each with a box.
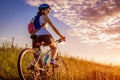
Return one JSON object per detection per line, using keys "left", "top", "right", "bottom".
{"left": 18, "top": 48, "right": 43, "bottom": 80}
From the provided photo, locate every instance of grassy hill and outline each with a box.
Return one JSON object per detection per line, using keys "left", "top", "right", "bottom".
{"left": 0, "top": 47, "right": 120, "bottom": 80}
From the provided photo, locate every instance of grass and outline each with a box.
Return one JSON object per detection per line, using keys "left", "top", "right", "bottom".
{"left": 0, "top": 47, "right": 120, "bottom": 80}
{"left": 0, "top": 47, "right": 22, "bottom": 79}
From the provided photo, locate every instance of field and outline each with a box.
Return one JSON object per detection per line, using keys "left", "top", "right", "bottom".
{"left": 0, "top": 47, "right": 120, "bottom": 80}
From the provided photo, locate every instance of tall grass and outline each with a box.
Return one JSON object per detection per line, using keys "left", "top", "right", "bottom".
{"left": 0, "top": 46, "right": 120, "bottom": 80}
{"left": 0, "top": 47, "right": 22, "bottom": 79}
{"left": 62, "top": 56, "right": 120, "bottom": 80}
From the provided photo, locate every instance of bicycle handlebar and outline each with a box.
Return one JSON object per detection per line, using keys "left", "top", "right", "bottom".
{"left": 55, "top": 38, "right": 65, "bottom": 44}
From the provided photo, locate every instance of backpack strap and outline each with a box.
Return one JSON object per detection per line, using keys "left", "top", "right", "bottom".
{"left": 34, "top": 16, "right": 45, "bottom": 29}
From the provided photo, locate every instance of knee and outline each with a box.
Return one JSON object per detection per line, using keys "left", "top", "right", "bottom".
{"left": 50, "top": 45, "right": 58, "bottom": 50}
{"left": 50, "top": 42, "right": 58, "bottom": 50}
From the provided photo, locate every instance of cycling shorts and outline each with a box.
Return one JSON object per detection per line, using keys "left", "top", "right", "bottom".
{"left": 31, "top": 35, "right": 54, "bottom": 48}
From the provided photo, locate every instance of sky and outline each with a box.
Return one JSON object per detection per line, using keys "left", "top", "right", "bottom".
{"left": 1, "top": 0, "right": 120, "bottom": 65}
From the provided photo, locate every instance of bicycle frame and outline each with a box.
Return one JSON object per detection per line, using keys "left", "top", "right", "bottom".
{"left": 18, "top": 38, "right": 66, "bottom": 80}
{"left": 31, "top": 39, "right": 64, "bottom": 70}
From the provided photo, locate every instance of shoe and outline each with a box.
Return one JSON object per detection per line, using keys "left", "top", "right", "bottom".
{"left": 50, "top": 59, "right": 60, "bottom": 66}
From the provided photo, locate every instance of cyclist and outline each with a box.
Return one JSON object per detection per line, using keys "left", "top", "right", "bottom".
{"left": 31, "top": 4, "right": 65, "bottom": 65}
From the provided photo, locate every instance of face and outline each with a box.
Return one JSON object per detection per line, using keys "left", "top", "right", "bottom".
{"left": 43, "top": 8, "right": 50, "bottom": 16}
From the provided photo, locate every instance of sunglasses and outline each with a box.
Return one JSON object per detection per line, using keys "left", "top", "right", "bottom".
{"left": 45, "top": 8, "right": 51, "bottom": 12}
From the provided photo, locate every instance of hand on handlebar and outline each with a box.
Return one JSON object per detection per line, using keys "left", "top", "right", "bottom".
{"left": 55, "top": 36, "right": 66, "bottom": 43}
{"left": 60, "top": 36, "right": 66, "bottom": 41}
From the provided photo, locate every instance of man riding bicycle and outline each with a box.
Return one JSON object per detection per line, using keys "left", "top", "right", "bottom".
{"left": 30, "top": 4, "right": 65, "bottom": 66}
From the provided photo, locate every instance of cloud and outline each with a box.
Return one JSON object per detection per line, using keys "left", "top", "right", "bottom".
{"left": 26, "top": 0, "right": 41, "bottom": 6}
{"left": 26, "top": 0, "right": 120, "bottom": 48}
{"left": 0, "top": 37, "right": 8, "bottom": 41}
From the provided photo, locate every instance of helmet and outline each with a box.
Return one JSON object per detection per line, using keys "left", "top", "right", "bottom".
{"left": 38, "top": 4, "right": 50, "bottom": 10}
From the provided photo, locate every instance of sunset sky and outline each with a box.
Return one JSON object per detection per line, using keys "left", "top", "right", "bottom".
{"left": 1, "top": 0, "right": 120, "bottom": 65}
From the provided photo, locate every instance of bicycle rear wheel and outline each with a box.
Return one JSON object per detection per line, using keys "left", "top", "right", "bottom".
{"left": 18, "top": 48, "right": 42, "bottom": 80}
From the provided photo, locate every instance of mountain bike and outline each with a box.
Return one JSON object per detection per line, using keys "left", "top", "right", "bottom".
{"left": 17, "top": 39, "right": 68, "bottom": 80}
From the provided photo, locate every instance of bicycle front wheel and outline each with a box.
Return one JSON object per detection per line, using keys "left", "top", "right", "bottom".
{"left": 55, "top": 57, "right": 68, "bottom": 79}
{"left": 17, "top": 48, "right": 42, "bottom": 80}
{"left": 48, "top": 56, "right": 68, "bottom": 80}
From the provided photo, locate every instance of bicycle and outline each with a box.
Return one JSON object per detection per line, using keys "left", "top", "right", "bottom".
{"left": 17, "top": 39, "right": 68, "bottom": 80}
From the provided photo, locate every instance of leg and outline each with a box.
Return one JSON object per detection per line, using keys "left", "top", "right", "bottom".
{"left": 39, "top": 35, "right": 59, "bottom": 65}
{"left": 49, "top": 38, "right": 60, "bottom": 65}
{"left": 39, "top": 35, "right": 58, "bottom": 59}
{"left": 49, "top": 40, "right": 58, "bottom": 59}
{"left": 32, "top": 36, "right": 41, "bottom": 58}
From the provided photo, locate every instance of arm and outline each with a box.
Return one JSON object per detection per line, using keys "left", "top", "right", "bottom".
{"left": 44, "top": 15, "right": 65, "bottom": 39}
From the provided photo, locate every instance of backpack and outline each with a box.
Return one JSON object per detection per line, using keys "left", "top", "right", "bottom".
{"left": 28, "top": 16, "right": 44, "bottom": 35}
